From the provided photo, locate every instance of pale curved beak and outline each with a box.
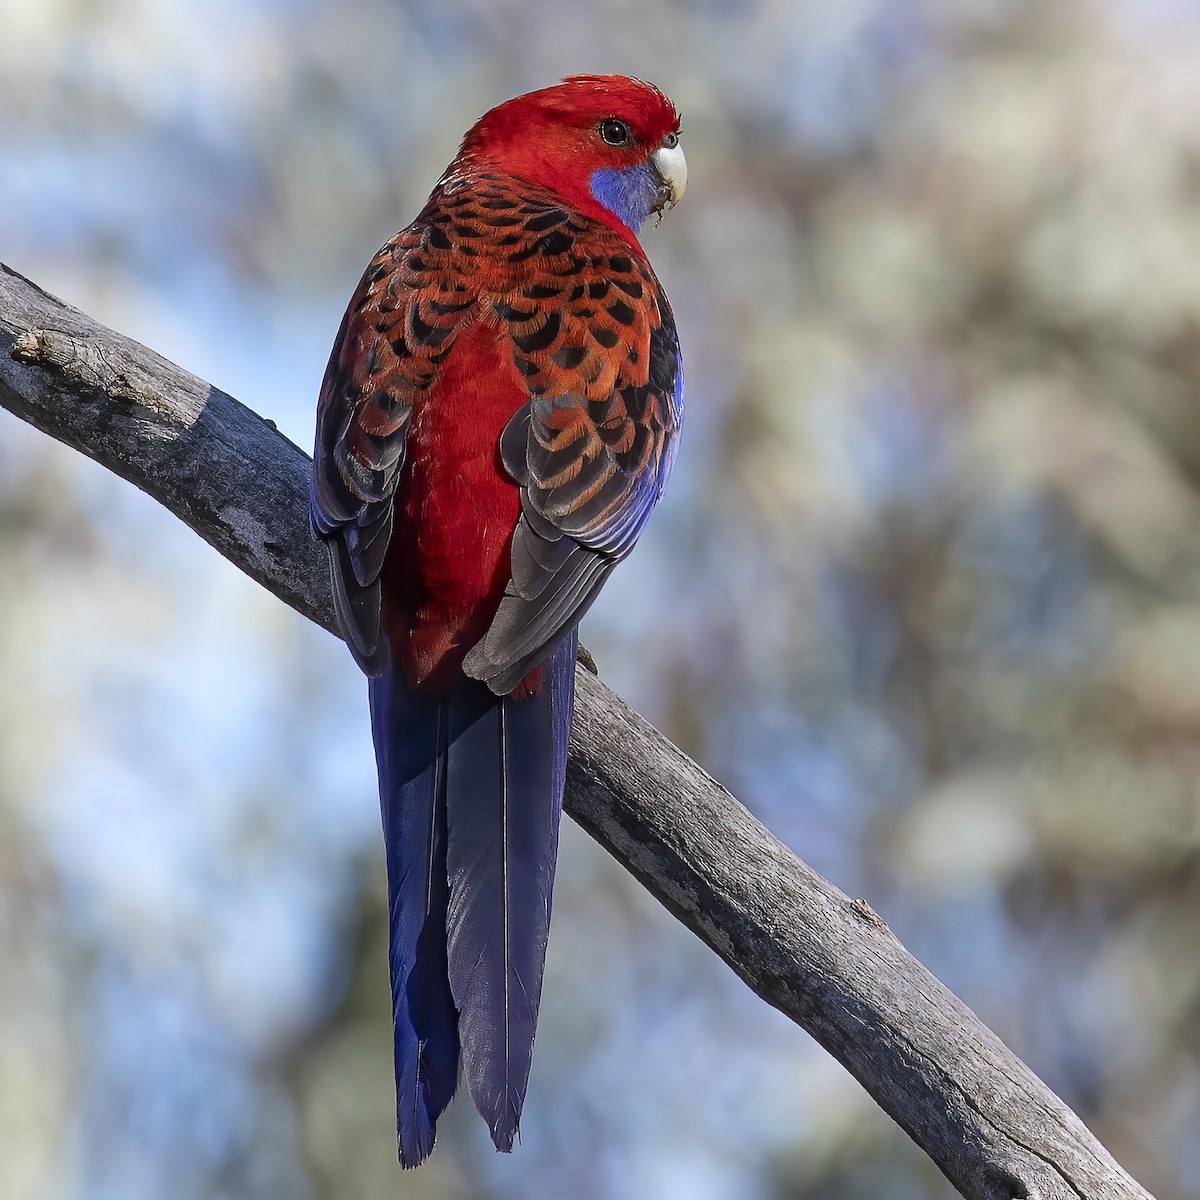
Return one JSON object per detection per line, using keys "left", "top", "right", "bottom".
{"left": 651, "top": 141, "right": 688, "bottom": 216}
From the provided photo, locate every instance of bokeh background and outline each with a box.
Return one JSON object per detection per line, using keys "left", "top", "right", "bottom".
{"left": 2, "top": 1, "right": 1199, "bottom": 1196}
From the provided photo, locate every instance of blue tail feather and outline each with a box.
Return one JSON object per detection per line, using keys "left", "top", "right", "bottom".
{"left": 368, "top": 671, "right": 461, "bottom": 1168}
{"left": 445, "top": 632, "right": 577, "bottom": 1152}
{"left": 369, "top": 632, "right": 577, "bottom": 1163}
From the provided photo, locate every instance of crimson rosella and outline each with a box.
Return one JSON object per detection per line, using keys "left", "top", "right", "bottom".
{"left": 311, "top": 75, "right": 686, "bottom": 1166}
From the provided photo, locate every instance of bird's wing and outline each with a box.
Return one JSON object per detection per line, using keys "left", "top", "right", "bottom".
{"left": 310, "top": 209, "right": 476, "bottom": 674}
{"left": 460, "top": 191, "right": 685, "bottom": 694}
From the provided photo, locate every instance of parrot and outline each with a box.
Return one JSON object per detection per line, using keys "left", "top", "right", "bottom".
{"left": 310, "top": 74, "right": 686, "bottom": 1166}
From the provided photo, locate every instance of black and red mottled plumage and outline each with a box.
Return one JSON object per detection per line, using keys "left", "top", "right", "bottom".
{"left": 311, "top": 75, "right": 686, "bottom": 1165}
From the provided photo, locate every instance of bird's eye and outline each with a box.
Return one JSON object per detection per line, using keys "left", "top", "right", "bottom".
{"left": 662, "top": 131, "right": 680, "bottom": 149}
{"left": 599, "top": 118, "right": 632, "bottom": 147}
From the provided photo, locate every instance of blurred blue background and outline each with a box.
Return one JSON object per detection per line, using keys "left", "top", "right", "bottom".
{"left": 3, "top": 1, "right": 1199, "bottom": 1196}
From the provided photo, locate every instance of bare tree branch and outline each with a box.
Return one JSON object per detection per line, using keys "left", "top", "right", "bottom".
{"left": 0, "top": 262, "right": 1154, "bottom": 1200}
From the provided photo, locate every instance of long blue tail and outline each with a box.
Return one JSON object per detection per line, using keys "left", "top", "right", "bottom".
{"left": 368, "top": 631, "right": 576, "bottom": 1165}
{"left": 368, "top": 669, "right": 460, "bottom": 1167}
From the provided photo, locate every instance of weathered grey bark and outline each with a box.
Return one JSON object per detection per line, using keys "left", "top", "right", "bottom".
{"left": 0, "top": 261, "right": 1154, "bottom": 1200}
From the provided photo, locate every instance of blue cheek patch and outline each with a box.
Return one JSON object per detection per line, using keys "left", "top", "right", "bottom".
{"left": 589, "top": 163, "right": 658, "bottom": 232}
